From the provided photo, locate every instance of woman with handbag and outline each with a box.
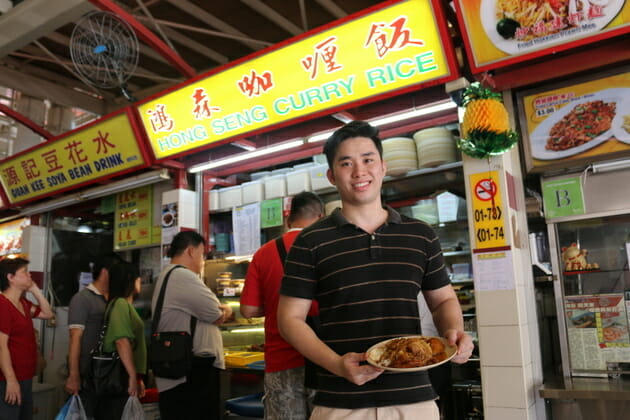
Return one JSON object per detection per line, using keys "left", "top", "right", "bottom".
{"left": 0, "top": 257, "right": 54, "bottom": 420}
{"left": 101, "top": 262, "right": 147, "bottom": 419}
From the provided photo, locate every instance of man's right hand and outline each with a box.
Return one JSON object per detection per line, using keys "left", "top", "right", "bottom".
{"left": 337, "top": 352, "right": 383, "bottom": 386}
{"left": 65, "top": 373, "right": 81, "bottom": 395}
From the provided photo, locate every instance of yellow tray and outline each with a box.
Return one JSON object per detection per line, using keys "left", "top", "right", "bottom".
{"left": 224, "top": 351, "right": 264, "bottom": 367}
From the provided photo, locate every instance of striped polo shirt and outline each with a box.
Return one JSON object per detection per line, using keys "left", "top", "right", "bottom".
{"left": 280, "top": 206, "right": 450, "bottom": 409}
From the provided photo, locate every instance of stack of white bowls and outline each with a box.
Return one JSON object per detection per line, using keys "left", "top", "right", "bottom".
{"left": 382, "top": 137, "right": 418, "bottom": 176}
{"left": 413, "top": 127, "right": 457, "bottom": 168}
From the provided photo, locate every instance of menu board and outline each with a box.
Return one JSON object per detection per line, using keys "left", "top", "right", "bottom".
{"left": 455, "top": 0, "right": 630, "bottom": 73}
{"left": 565, "top": 294, "right": 630, "bottom": 371}
{"left": 114, "top": 186, "right": 155, "bottom": 251}
{"left": 518, "top": 69, "right": 630, "bottom": 172}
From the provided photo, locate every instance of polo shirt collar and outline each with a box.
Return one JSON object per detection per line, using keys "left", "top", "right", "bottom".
{"left": 330, "top": 205, "right": 402, "bottom": 228}
{"left": 87, "top": 283, "right": 104, "bottom": 296}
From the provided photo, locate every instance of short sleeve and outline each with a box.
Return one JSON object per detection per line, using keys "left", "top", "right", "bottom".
{"left": 68, "top": 292, "right": 89, "bottom": 329}
{"left": 104, "top": 299, "right": 135, "bottom": 350}
{"left": 422, "top": 230, "right": 450, "bottom": 290}
{"left": 280, "top": 231, "right": 317, "bottom": 300}
{"left": 0, "top": 298, "right": 12, "bottom": 335}
{"left": 240, "top": 249, "right": 264, "bottom": 307}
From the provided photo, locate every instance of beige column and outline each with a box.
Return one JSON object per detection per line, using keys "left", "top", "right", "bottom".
{"left": 460, "top": 92, "right": 547, "bottom": 419}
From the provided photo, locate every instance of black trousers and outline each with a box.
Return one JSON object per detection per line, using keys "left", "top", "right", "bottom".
{"left": 159, "top": 356, "right": 220, "bottom": 420}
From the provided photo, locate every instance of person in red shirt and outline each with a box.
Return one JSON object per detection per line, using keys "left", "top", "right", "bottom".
{"left": 240, "top": 191, "right": 324, "bottom": 420}
{"left": 0, "top": 257, "right": 54, "bottom": 420}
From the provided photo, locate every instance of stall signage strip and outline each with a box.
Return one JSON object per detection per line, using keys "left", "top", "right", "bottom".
{"left": 455, "top": 0, "right": 630, "bottom": 73}
{"left": 520, "top": 71, "right": 630, "bottom": 173}
{"left": 541, "top": 177, "right": 585, "bottom": 219}
{"left": 114, "top": 186, "right": 156, "bottom": 251}
{"left": 470, "top": 171, "right": 507, "bottom": 249}
{"left": 0, "top": 109, "right": 148, "bottom": 205}
{"left": 136, "top": 0, "right": 457, "bottom": 161}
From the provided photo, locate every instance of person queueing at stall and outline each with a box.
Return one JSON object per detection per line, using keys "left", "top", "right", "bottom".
{"left": 65, "top": 255, "right": 119, "bottom": 419}
{"left": 151, "top": 231, "right": 232, "bottom": 420}
{"left": 277, "top": 121, "right": 475, "bottom": 420}
{"left": 0, "top": 257, "right": 54, "bottom": 420}
{"left": 102, "top": 262, "right": 147, "bottom": 418}
{"left": 240, "top": 191, "right": 324, "bottom": 420}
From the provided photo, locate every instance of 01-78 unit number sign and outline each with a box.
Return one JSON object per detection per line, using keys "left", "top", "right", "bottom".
{"left": 470, "top": 171, "right": 506, "bottom": 249}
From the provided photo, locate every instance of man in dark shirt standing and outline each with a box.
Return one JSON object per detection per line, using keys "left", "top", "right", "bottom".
{"left": 65, "top": 255, "right": 117, "bottom": 419}
{"left": 278, "top": 121, "right": 474, "bottom": 419}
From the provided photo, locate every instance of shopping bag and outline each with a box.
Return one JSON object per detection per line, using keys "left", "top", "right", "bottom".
{"left": 54, "top": 395, "right": 87, "bottom": 420}
{"left": 121, "top": 396, "right": 146, "bottom": 420}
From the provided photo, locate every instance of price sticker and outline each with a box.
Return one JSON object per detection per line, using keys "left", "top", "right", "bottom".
{"left": 470, "top": 171, "right": 507, "bottom": 249}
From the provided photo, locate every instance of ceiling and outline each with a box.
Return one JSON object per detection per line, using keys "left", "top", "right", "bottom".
{"left": 0, "top": 0, "right": 398, "bottom": 115}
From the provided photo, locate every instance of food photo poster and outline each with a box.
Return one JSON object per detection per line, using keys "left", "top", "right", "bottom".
{"left": 518, "top": 69, "right": 630, "bottom": 172}
{"left": 456, "top": 0, "right": 630, "bottom": 72}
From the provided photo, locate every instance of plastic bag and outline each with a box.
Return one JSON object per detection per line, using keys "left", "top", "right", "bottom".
{"left": 121, "top": 396, "right": 145, "bottom": 420}
{"left": 54, "top": 395, "right": 87, "bottom": 420}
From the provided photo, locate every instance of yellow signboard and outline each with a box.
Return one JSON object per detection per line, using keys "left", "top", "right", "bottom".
{"left": 137, "top": 0, "right": 456, "bottom": 160}
{"left": 0, "top": 109, "right": 148, "bottom": 205}
{"left": 469, "top": 171, "right": 507, "bottom": 249}
{"left": 114, "top": 186, "right": 155, "bottom": 250}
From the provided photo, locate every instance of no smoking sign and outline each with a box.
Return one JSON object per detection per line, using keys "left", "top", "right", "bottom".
{"left": 470, "top": 172, "right": 506, "bottom": 249}
{"left": 474, "top": 178, "right": 497, "bottom": 201}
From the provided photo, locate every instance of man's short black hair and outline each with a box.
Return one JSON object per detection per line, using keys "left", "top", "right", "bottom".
{"left": 92, "top": 254, "right": 121, "bottom": 281}
{"left": 288, "top": 191, "right": 324, "bottom": 224}
{"left": 323, "top": 121, "right": 383, "bottom": 169}
{"left": 168, "top": 231, "right": 205, "bottom": 258}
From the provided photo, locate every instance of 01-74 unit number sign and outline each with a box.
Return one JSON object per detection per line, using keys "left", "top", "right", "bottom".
{"left": 470, "top": 171, "right": 506, "bottom": 249}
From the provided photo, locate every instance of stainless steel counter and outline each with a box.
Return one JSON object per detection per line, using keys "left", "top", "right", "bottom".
{"left": 539, "top": 377, "right": 630, "bottom": 420}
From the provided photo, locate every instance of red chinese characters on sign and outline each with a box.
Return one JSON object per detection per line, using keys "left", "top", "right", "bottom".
{"left": 21, "top": 159, "right": 40, "bottom": 180}
{"left": 2, "top": 167, "right": 19, "bottom": 186}
{"left": 237, "top": 70, "right": 274, "bottom": 98}
{"left": 64, "top": 140, "right": 88, "bottom": 165}
{"left": 146, "top": 104, "right": 175, "bottom": 133}
{"left": 93, "top": 130, "right": 116, "bottom": 154}
{"left": 515, "top": 4, "right": 604, "bottom": 41}
{"left": 41, "top": 150, "right": 63, "bottom": 173}
{"left": 192, "top": 88, "right": 221, "bottom": 120}
{"left": 365, "top": 16, "right": 424, "bottom": 59}
{"left": 300, "top": 36, "right": 343, "bottom": 80}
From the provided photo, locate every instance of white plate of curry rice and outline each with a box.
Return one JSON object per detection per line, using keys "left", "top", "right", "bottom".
{"left": 366, "top": 336, "right": 457, "bottom": 372}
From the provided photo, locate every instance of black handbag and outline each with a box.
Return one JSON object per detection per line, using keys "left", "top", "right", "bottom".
{"left": 149, "top": 265, "right": 198, "bottom": 379}
{"left": 83, "top": 299, "right": 128, "bottom": 396}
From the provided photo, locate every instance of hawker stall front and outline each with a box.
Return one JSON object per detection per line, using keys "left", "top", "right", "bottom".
{"left": 0, "top": 105, "right": 184, "bottom": 408}
{"left": 455, "top": 1, "right": 630, "bottom": 419}
{"left": 129, "top": 0, "right": 511, "bottom": 418}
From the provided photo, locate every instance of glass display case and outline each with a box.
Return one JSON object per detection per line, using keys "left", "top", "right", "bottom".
{"left": 550, "top": 215, "right": 630, "bottom": 376}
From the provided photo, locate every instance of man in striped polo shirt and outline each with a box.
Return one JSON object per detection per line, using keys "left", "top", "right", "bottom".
{"left": 278, "top": 120, "right": 474, "bottom": 420}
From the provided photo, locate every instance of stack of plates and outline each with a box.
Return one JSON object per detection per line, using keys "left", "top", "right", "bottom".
{"left": 413, "top": 127, "right": 456, "bottom": 168}
{"left": 382, "top": 137, "right": 418, "bottom": 176}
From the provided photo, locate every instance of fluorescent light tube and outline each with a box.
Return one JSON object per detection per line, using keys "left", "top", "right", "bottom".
{"left": 189, "top": 139, "right": 304, "bottom": 173}
{"left": 592, "top": 159, "right": 630, "bottom": 174}
{"left": 306, "top": 100, "right": 457, "bottom": 144}
{"left": 78, "top": 169, "right": 171, "bottom": 200}
{"left": 370, "top": 100, "right": 457, "bottom": 127}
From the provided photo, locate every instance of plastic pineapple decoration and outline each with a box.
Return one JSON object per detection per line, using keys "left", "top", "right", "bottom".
{"left": 457, "top": 82, "right": 519, "bottom": 159}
